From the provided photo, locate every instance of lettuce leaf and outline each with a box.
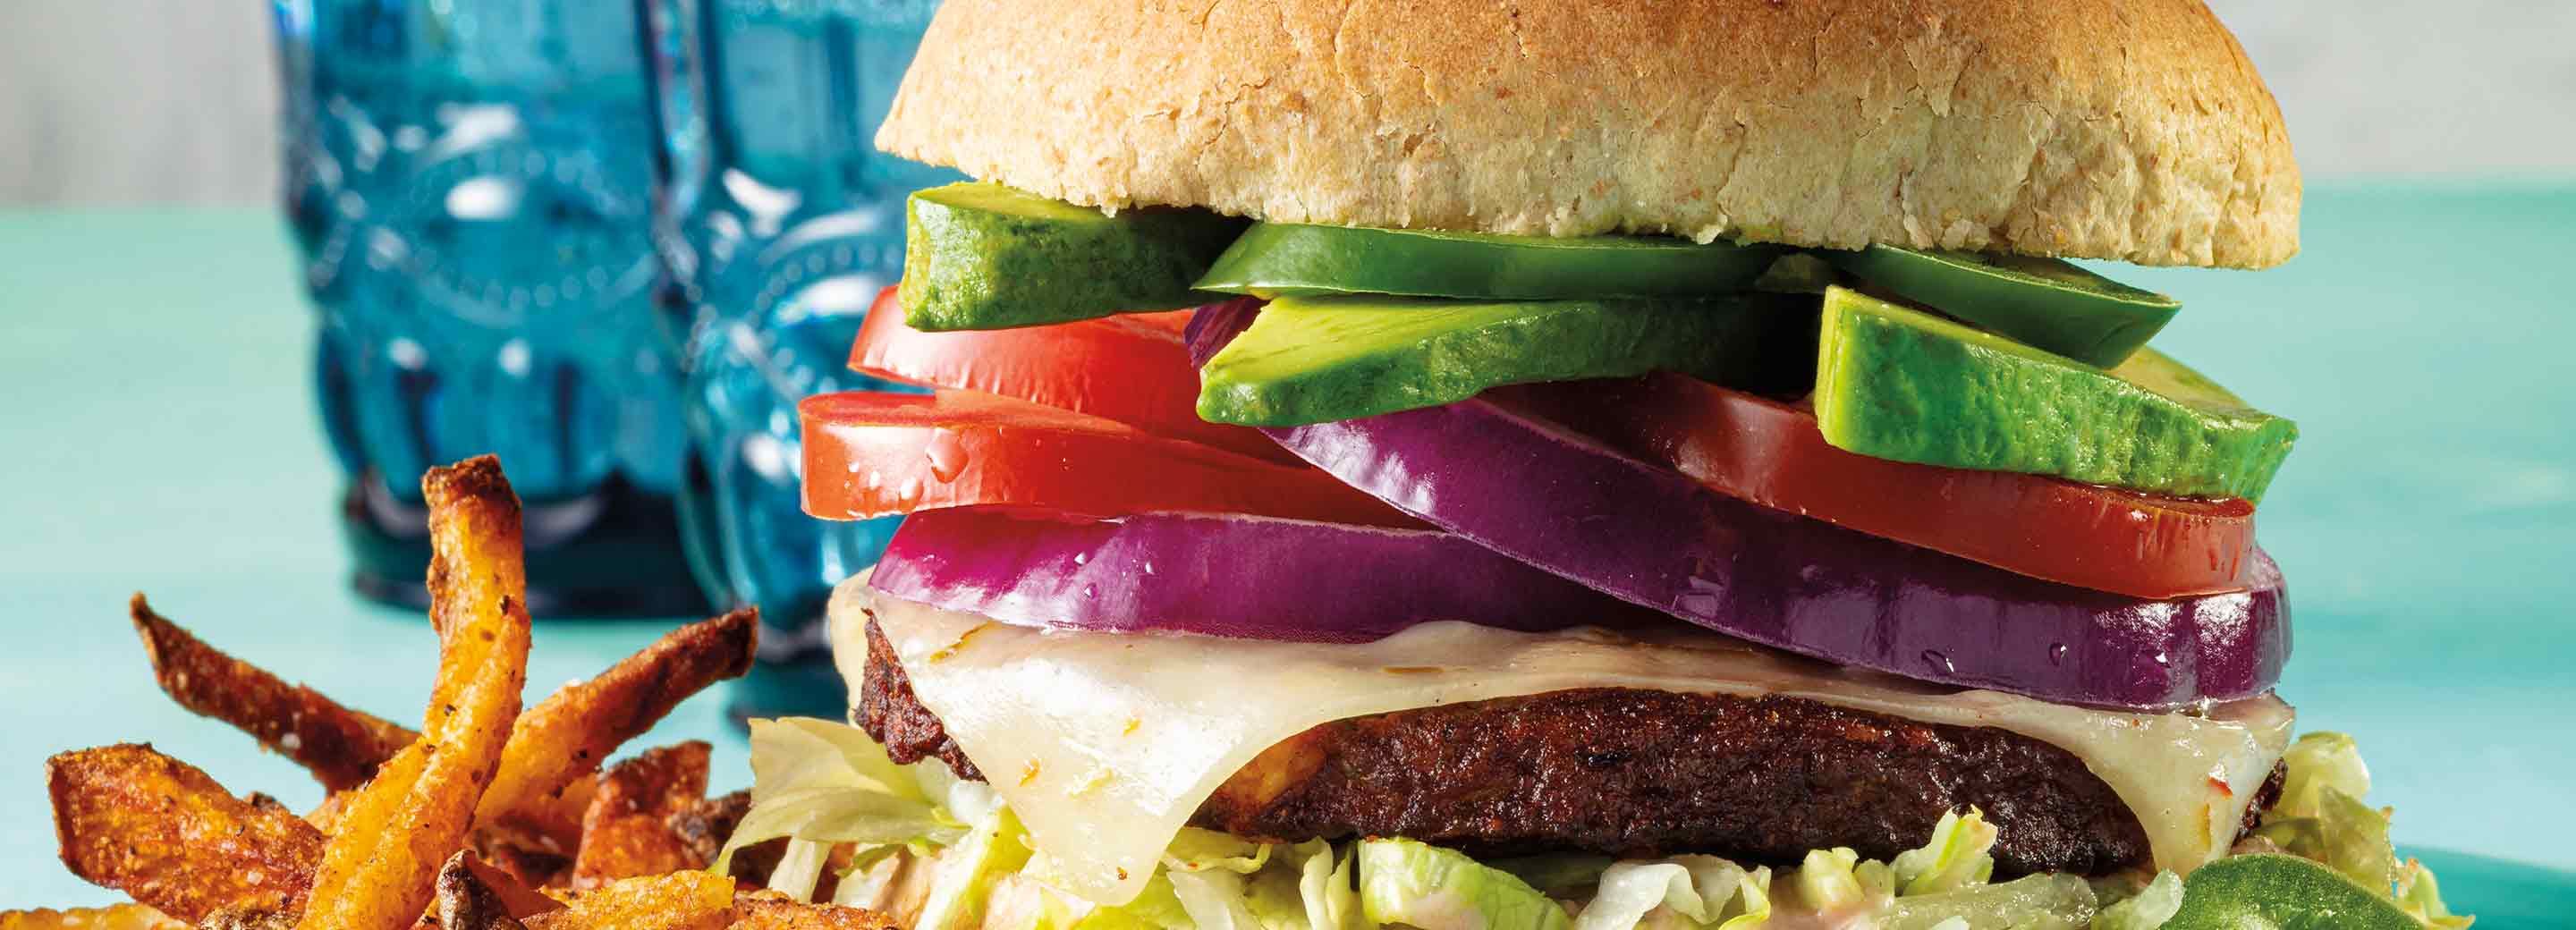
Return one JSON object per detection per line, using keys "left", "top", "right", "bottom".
{"left": 1715, "top": 867, "right": 1772, "bottom": 930}
{"left": 2089, "top": 871, "right": 2182, "bottom": 930}
{"left": 1891, "top": 808, "right": 1999, "bottom": 895}
{"left": 1168, "top": 868, "right": 1266, "bottom": 930}
{"left": 2252, "top": 731, "right": 2470, "bottom": 926}
{"left": 1241, "top": 844, "right": 1317, "bottom": 930}
{"left": 1355, "top": 838, "right": 1571, "bottom": 930}
{"left": 1573, "top": 855, "right": 1762, "bottom": 930}
{"left": 1165, "top": 828, "right": 1275, "bottom": 875}
{"left": 768, "top": 837, "right": 836, "bottom": 899}
{"left": 1300, "top": 841, "right": 1366, "bottom": 930}
{"left": 2394, "top": 859, "right": 2473, "bottom": 930}
{"left": 1487, "top": 855, "right": 1616, "bottom": 899}
{"left": 716, "top": 718, "right": 961, "bottom": 874}
{"left": 915, "top": 804, "right": 1037, "bottom": 930}
{"left": 1884, "top": 874, "right": 2096, "bottom": 929}
{"left": 1788, "top": 847, "right": 1877, "bottom": 914}
{"left": 832, "top": 844, "right": 937, "bottom": 920}
{"left": 2275, "top": 731, "right": 2372, "bottom": 819}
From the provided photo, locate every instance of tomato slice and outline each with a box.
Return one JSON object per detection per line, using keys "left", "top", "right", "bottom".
{"left": 1494, "top": 374, "right": 2258, "bottom": 598}
{"left": 801, "top": 389, "right": 1413, "bottom": 527}
{"left": 850, "top": 287, "right": 1299, "bottom": 464}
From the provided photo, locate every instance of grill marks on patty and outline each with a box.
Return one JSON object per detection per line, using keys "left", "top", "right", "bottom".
{"left": 858, "top": 620, "right": 2278, "bottom": 877}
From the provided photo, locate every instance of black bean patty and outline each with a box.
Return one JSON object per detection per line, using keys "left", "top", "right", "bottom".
{"left": 859, "top": 620, "right": 2278, "bottom": 877}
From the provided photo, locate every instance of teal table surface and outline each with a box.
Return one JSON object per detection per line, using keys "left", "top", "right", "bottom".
{"left": 3, "top": 190, "right": 2572, "bottom": 916}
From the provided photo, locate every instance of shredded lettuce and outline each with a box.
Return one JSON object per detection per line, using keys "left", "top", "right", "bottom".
{"left": 1159, "top": 829, "right": 1283, "bottom": 930}
{"left": 2250, "top": 731, "right": 2470, "bottom": 927}
{"left": 768, "top": 837, "right": 836, "bottom": 899}
{"left": 715, "top": 718, "right": 962, "bottom": 874}
{"left": 726, "top": 719, "right": 2472, "bottom": 930}
{"left": 915, "top": 804, "right": 1037, "bottom": 930}
{"left": 1721, "top": 867, "right": 1773, "bottom": 930}
{"left": 1488, "top": 855, "right": 1617, "bottom": 899}
{"left": 1168, "top": 869, "right": 1266, "bottom": 930}
{"left": 1575, "top": 855, "right": 1767, "bottom": 930}
{"left": 1122, "top": 875, "right": 1204, "bottom": 930}
{"left": 1355, "top": 838, "right": 1570, "bottom": 930}
{"left": 2088, "top": 871, "right": 2182, "bottom": 930}
{"left": 1300, "top": 841, "right": 1367, "bottom": 930}
{"left": 1241, "top": 844, "right": 1317, "bottom": 930}
{"left": 1165, "top": 828, "right": 1275, "bottom": 875}
{"left": 1788, "top": 847, "right": 1877, "bottom": 914}
{"left": 832, "top": 844, "right": 929, "bottom": 917}
{"left": 1890, "top": 808, "right": 2000, "bottom": 895}
{"left": 2394, "top": 859, "right": 2473, "bottom": 930}
{"left": 1885, "top": 874, "right": 2097, "bottom": 929}
{"left": 2258, "top": 732, "right": 2398, "bottom": 892}
{"left": 2276, "top": 731, "right": 2372, "bottom": 816}
{"left": 980, "top": 874, "right": 1085, "bottom": 930}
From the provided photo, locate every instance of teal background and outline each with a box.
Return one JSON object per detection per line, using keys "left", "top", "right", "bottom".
{"left": 2, "top": 189, "right": 2571, "bottom": 913}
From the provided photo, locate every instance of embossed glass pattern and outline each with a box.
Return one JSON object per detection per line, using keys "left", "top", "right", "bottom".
{"left": 643, "top": 0, "right": 955, "bottom": 717}
{"left": 275, "top": 0, "right": 707, "bottom": 614}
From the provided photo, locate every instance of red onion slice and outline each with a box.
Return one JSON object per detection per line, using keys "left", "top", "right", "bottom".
{"left": 870, "top": 507, "right": 1666, "bottom": 643}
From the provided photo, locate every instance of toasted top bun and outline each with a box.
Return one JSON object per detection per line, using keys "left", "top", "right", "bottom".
{"left": 879, "top": 0, "right": 2299, "bottom": 268}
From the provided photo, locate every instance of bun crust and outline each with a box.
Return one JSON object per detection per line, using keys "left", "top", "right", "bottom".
{"left": 879, "top": 0, "right": 2299, "bottom": 268}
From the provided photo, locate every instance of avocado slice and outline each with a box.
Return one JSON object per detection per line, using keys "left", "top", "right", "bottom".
{"left": 2164, "top": 855, "right": 2425, "bottom": 930}
{"left": 1814, "top": 287, "right": 2294, "bottom": 503}
{"left": 1196, "top": 222, "right": 1784, "bottom": 300}
{"left": 900, "top": 182, "right": 1249, "bottom": 331}
{"left": 1198, "top": 293, "right": 1817, "bottom": 427}
{"left": 1828, "top": 244, "right": 2180, "bottom": 368}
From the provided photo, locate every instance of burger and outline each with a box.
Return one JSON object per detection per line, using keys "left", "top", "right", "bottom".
{"left": 719, "top": 2, "right": 2472, "bottom": 927}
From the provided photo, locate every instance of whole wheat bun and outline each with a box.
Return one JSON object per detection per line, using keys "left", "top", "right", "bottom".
{"left": 878, "top": 0, "right": 2299, "bottom": 268}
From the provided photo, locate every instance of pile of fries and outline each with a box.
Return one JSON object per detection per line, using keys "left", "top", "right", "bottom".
{"left": 4, "top": 457, "right": 894, "bottom": 930}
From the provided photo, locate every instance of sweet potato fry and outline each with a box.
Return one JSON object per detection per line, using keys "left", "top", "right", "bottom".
{"left": 517, "top": 774, "right": 600, "bottom": 850}
{"left": 415, "top": 852, "right": 562, "bottom": 930}
{"left": 671, "top": 790, "right": 795, "bottom": 888}
{"left": 456, "top": 856, "right": 567, "bottom": 920}
{"left": 47, "top": 744, "right": 323, "bottom": 922}
{"left": 298, "top": 457, "right": 533, "bottom": 930}
{"left": 197, "top": 912, "right": 297, "bottom": 930}
{"left": 521, "top": 872, "right": 735, "bottom": 930}
{"left": 306, "top": 790, "right": 357, "bottom": 833}
{"left": 245, "top": 792, "right": 295, "bottom": 816}
{"left": 130, "top": 594, "right": 415, "bottom": 792}
{"left": 670, "top": 790, "right": 756, "bottom": 873}
{"left": 468, "top": 830, "right": 572, "bottom": 892}
{"left": 0, "top": 905, "right": 188, "bottom": 930}
{"left": 475, "top": 608, "right": 756, "bottom": 835}
{"left": 728, "top": 895, "right": 904, "bottom": 930}
{"left": 570, "top": 742, "right": 714, "bottom": 887}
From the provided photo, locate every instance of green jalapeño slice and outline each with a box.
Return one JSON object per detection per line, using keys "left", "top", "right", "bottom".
{"left": 2165, "top": 856, "right": 2426, "bottom": 930}
{"left": 1828, "top": 244, "right": 2181, "bottom": 368}
{"left": 1195, "top": 222, "right": 1784, "bottom": 300}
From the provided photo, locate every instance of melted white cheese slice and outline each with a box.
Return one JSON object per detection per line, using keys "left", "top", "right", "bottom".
{"left": 833, "top": 579, "right": 2292, "bottom": 907}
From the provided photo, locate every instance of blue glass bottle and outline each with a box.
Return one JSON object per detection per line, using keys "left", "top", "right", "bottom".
{"left": 276, "top": 0, "right": 706, "bottom": 615}
{"left": 641, "top": 0, "right": 957, "bottom": 719}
